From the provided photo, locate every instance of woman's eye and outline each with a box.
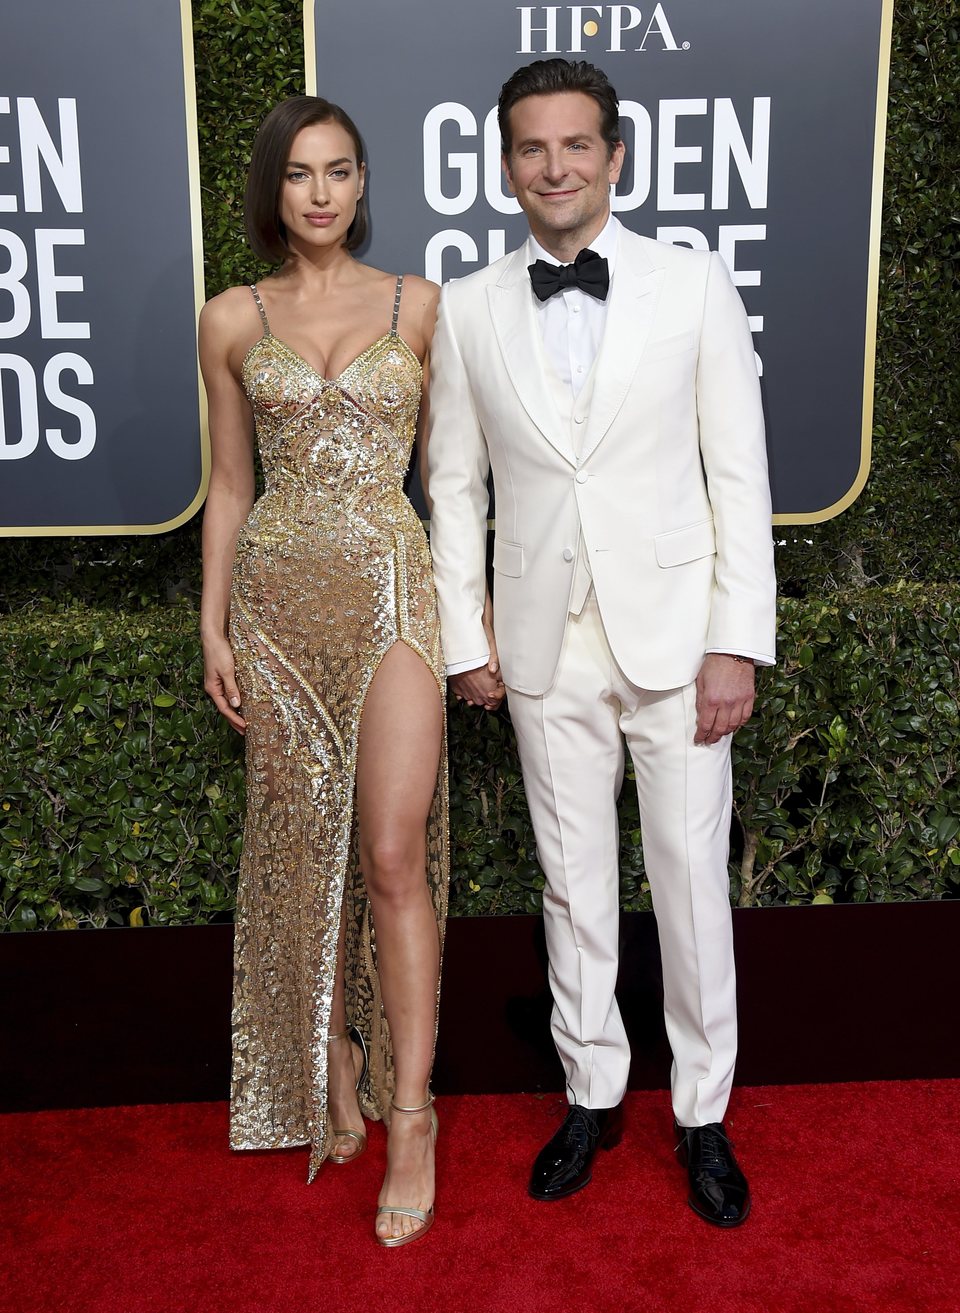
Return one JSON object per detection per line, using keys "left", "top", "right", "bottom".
{"left": 330, "top": 170, "right": 349, "bottom": 179}
{"left": 287, "top": 171, "right": 308, "bottom": 182}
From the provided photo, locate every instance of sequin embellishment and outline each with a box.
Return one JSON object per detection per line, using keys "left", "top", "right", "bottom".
{"left": 228, "top": 279, "right": 449, "bottom": 1180}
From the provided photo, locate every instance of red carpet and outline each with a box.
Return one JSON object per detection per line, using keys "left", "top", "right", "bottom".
{"left": 3, "top": 1082, "right": 958, "bottom": 1313}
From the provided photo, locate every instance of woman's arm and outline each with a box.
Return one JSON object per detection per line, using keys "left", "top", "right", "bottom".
{"left": 415, "top": 279, "right": 503, "bottom": 710}
{"left": 408, "top": 277, "right": 440, "bottom": 510}
{"left": 198, "top": 293, "right": 256, "bottom": 733}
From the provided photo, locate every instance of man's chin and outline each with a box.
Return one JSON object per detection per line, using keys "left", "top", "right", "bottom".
{"left": 529, "top": 207, "right": 583, "bottom": 234}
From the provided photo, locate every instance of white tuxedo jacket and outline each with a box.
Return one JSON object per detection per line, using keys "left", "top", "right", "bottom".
{"left": 427, "top": 225, "right": 777, "bottom": 696}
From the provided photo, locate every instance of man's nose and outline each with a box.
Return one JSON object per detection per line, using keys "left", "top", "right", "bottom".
{"left": 541, "top": 150, "right": 568, "bottom": 182}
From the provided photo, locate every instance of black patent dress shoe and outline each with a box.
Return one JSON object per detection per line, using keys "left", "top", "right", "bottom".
{"left": 528, "top": 1103, "right": 623, "bottom": 1201}
{"left": 674, "top": 1121, "right": 751, "bottom": 1227}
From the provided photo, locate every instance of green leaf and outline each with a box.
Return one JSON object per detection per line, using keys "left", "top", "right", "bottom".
{"left": 935, "top": 815, "right": 959, "bottom": 845}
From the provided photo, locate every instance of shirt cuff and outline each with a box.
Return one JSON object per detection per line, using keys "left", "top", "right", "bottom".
{"left": 705, "top": 648, "right": 775, "bottom": 668}
{"left": 446, "top": 653, "right": 490, "bottom": 676}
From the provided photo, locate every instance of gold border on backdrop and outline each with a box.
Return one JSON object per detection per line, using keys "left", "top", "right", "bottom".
{"left": 3, "top": 0, "right": 209, "bottom": 538}
{"left": 302, "top": 0, "right": 894, "bottom": 528}
{"left": 304, "top": 0, "right": 317, "bottom": 95}
{"left": 774, "top": 0, "right": 894, "bottom": 526}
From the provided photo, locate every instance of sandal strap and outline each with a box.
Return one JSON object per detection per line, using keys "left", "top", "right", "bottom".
{"left": 327, "top": 1030, "right": 348, "bottom": 1042}
{"left": 376, "top": 1205, "right": 431, "bottom": 1224}
{"left": 330, "top": 1128, "right": 365, "bottom": 1144}
{"left": 390, "top": 1093, "right": 434, "bottom": 1115}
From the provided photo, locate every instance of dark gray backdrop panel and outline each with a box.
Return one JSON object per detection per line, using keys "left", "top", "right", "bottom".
{"left": 0, "top": 0, "right": 203, "bottom": 533}
{"left": 308, "top": 0, "right": 890, "bottom": 522}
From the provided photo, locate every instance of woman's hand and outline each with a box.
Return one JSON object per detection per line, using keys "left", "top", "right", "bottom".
{"left": 203, "top": 635, "right": 247, "bottom": 734}
{"left": 449, "top": 658, "right": 505, "bottom": 710}
{"left": 449, "top": 594, "right": 506, "bottom": 711}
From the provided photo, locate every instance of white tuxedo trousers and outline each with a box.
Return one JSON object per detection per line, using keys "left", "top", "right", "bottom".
{"left": 506, "top": 596, "right": 737, "bottom": 1127}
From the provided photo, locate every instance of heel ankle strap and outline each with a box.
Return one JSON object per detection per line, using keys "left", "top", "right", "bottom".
{"left": 391, "top": 1093, "right": 434, "bottom": 1114}
{"left": 327, "top": 1030, "right": 348, "bottom": 1042}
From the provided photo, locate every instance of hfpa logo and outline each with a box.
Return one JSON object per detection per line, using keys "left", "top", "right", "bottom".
{"left": 517, "top": 5, "right": 689, "bottom": 55}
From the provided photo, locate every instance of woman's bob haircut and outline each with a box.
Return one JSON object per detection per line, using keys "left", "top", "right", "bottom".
{"left": 244, "top": 96, "right": 368, "bottom": 264}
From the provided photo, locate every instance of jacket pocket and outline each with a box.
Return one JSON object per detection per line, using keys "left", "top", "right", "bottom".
{"left": 642, "top": 330, "right": 696, "bottom": 364}
{"left": 493, "top": 537, "right": 523, "bottom": 577}
{"left": 654, "top": 518, "right": 716, "bottom": 568}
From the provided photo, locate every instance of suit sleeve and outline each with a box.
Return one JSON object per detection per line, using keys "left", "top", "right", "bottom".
{"left": 425, "top": 283, "right": 491, "bottom": 668}
{"left": 697, "top": 251, "right": 777, "bottom": 664}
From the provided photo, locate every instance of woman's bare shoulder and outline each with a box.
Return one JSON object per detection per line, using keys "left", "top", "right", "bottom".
{"left": 199, "top": 286, "right": 265, "bottom": 383}
{"left": 200, "top": 284, "right": 258, "bottom": 329}
{"left": 199, "top": 285, "right": 263, "bottom": 359}
{"left": 358, "top": 263, "right": 437, "bottom": 305}
{"left": 400, "top": 273, "right": 440, "bottom": 308}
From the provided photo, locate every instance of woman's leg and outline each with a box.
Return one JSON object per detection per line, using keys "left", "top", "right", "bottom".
{"left": 355, "top": 641, "right": 443, "bottom": 1240}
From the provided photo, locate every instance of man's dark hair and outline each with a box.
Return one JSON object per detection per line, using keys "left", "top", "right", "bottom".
{"left": 244, "top": 96, "right": 368, "bottom": 264}
{"left": 497, "top": 58, "right": 621, "bottom": 156}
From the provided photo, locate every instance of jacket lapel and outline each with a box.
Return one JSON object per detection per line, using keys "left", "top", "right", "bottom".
{"left": 580, "top": 234, "right": 662, "bottom": 463}
{"left": 487, "top": 247, "right": 574, "bottom": 466}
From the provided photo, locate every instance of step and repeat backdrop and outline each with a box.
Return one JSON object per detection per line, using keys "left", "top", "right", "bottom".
{"left": 306, "top": 0, "right": 893, "bottom": 523}
{"left": 1, "top": 0, "right": 891, "bottom": 534}
{"left": 0, "top": 0, "right": 204, "bottom": 535}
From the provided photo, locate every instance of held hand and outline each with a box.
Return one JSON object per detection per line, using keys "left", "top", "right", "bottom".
{"left": 450, "top": 661, "right": 506, "bottom": 711}
{"left": 449, "top": 599, "right": 506, "bottom": 711}
{"left": 203, "top": 635, "right": 247, "bottom": 734}
{"left": 694, "top": 653, "right": 755, "bottom": 746}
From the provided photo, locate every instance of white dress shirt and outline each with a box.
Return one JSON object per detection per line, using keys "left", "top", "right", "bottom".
{"left": 528, "top": 211, "right": 618, "bottom": 398}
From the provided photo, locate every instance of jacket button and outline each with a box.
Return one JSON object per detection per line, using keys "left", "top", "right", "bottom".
{"left": 575, "top": 470, "right": 588, "bottom": 484}
{"left": 562, "top": 547, "right": 574, "bottom": 562}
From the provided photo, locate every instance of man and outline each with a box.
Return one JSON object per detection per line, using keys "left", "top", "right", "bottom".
{"left": 427, "top": 58, "right": 776, "bottom": 1227}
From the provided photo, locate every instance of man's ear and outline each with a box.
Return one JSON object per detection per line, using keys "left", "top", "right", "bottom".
{"left": 502, "top": 153, "right": 519, "bottom": 196}
{"left": 607, "top": 140, "right": 626, "bottom": 186}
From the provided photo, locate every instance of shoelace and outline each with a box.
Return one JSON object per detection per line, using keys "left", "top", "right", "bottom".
{"left": 690, "top": 1125, "right": 733, "bottom": 1173}
{"left": 562, "top": 1108, "right": 601, "bottom": 1149}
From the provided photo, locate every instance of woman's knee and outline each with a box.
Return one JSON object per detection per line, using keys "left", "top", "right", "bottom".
{"left": 360, "top": 833, "right": 427, "bottom": 902}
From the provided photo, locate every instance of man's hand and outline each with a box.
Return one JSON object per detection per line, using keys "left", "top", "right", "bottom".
{"left": 450, "top": 598, "right": 506, "bottom": 710}
{"left": 694, "top": 653, "right": 755, "bottom": 745}
{"left": 450, "top": 659, "right": 505, "bottom": 710}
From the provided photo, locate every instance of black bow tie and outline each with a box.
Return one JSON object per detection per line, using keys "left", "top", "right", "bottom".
{"left": 528, "top": 248, "right": 610, "bottom": 302}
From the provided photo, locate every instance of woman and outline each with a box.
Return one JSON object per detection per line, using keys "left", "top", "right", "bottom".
{"left": 199, "top": 96, "right": 469, "bottom": 1247}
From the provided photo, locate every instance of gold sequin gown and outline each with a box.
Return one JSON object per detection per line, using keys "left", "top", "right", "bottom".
{"left": 228, "top": 277, "right": 448, "bottom": 1180}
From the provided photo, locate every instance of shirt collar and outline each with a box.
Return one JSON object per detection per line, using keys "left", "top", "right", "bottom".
{"left": 526, "top": 211, "right": 620, "bottom": 276}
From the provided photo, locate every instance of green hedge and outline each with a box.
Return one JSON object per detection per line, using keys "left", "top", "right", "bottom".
{"left": 3, "top": 589, "right": 958, "bottom": 930}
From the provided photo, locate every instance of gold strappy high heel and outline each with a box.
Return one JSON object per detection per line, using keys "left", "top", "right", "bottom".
{"left": 327, "top": 1025, "right": 369, "bottom": 1164}
{"left": 375, "top": 1094, "right": 439, "bottom": 1248}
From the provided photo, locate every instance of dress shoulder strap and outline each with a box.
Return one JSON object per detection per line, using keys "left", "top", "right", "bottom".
{"left": 390, "top": 274, "right": 404, "bottom": 335}
{"left": 249, "top": 284, "right": 271, "bottom": 336}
